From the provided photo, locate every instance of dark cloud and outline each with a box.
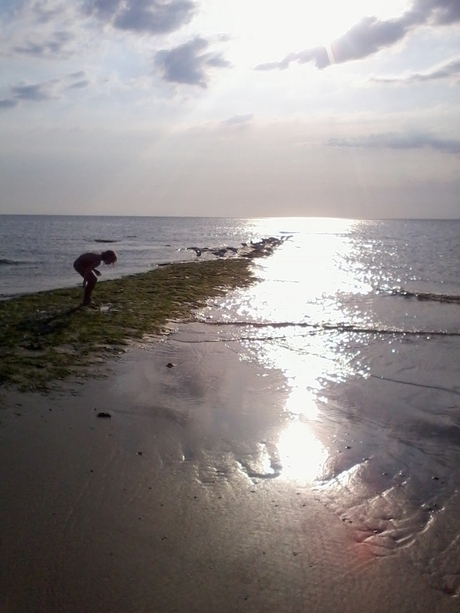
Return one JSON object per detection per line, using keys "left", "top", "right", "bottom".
{"left": 68, "top": 71, "right": 87, "bottom": 79}
{"left": 10, "top": 80, "right": 59, "bottom": 101}
{"left": 256, "top": 0, "right": 460, "bottom": 72}
{"left": 411, "top": 0, "right": 460, "bottom": 25}
{"left": 87, "top": 0, "right": 196, "bottom": 35}
{"left": 329, "top": 15, "right": 415, "bottom": 65}
{"left": 0, "top": 0, "right": 27, "bottom": 18}
{"left": 373, "top": 57, "right": 460, "bottom": 83}
{"left": 13, "top": 31, "right": 74, "bottom": 57}
{"left": 257, "top": 47, "right": 329, "bottom": 71}
{"left": 154, "top": 37, "right": 230, "bottom": 87}
{"left": 68, "top": 80, "right": 90, "bottom": 89}
{"left": 32, "top": 0, "right": 68, "bottom": 24}
{"left": 0, "top": 98, "right": 18, "bottom": 109}
{"left": 1, "top": 73, "right": 90, "bottom": 109}
{"left": 328, "top": 132, "right": 460, "bottom": 155}
{"left": 11, "top": 84, "right": 51, "bottom": 101}
{"left": 66, "top": 71, "right": 91, "bottom": 89}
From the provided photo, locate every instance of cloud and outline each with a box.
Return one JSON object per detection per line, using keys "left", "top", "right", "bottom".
{"left": 154, "top": 37, "right": 230, "bottom": 87}
{"left": 221, "top": 113, "right": 254, "bottom": 127}
{"left": 257, "top": 47, "right": 330, "bottom": 71}
{"left": 329, "top": 15, "right": 416, "bottom": 65}
{"left": 68, "top": 71, "right": 87, "bottom": 80}
{"left": 11, "top": 80, "right": 59, "bottom": 101}
{"left": 256, "top": 0, "right": 460, "bottom": 72}
{"left": 86, "top": 0, "right": 196, "bottom": 35}
{"left": 31, "top": 0, "right": 69, "bottom": 24}
{"left": 327, "top": 132, "right": 460, "bottom": 155}
{"left": 0, "top": 98, "right": 18, "bottom": 109}
{"left": 412, "top": 0, "right": 460, "bottom": 26}
{"left": 0, "top": 79, "right": 60, "bottom": 109}
{"left": 4, "top": 1, "right": 197, "bottom": 62}
{"left": 13, "top": 30, "right": 74, "bottom": 57}
{"left": 68, "top": 80, "right": 90, "bottom": 89}
{"left": 373, "top": 57, "right": 460, "bottom": 84}
{"left": 0, "top": 71, "right": 94, "bottom": 109}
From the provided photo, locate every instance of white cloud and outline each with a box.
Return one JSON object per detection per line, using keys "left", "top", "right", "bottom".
{"left": 256, "top": 0, "right": 460, "bottom": 71}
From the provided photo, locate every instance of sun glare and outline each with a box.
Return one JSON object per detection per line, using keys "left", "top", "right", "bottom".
{"left": 196, "top": 0, "right": 411, "bottom": 66}
{"left": 277, "top": 420, "right": 327, "bottom": 483}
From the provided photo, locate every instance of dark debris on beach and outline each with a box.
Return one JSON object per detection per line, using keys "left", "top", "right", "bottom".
{"left": 0, "top": 236, "right": 288, "bottom": 392}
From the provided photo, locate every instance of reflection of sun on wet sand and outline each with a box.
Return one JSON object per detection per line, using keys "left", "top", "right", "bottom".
{"left": 1, "top": 331, "right": 458, "bottom": 612}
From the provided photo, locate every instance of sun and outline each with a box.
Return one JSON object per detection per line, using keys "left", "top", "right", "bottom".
{"left": 194, "top": 0, "right": 412, "bottom": 66}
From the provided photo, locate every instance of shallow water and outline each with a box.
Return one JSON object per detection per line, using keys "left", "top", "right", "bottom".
{"left": 185, "top": 219, "right": 460, "bottom": 596}
{"left": 2, "top": 215, "right": 460, "bottom": 595}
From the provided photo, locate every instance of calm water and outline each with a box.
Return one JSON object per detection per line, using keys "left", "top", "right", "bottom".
{"left": 2, "top": 214, "right": 460, "bottom": 594}
{"left": 192, "top": 217, "right": 460, "bottom": 596}
{"left": 0, "top": 215, "right": 269, "bottom": 298}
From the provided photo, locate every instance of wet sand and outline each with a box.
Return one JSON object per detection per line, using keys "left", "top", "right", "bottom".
{"left": 0, "top": 328, "right": 458, "bottom": 612}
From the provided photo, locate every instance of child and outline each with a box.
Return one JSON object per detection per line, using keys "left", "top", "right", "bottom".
{"left": 73, "top": 250, "right": 117, "bottom": 305}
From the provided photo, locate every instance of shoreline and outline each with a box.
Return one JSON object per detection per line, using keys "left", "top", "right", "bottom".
{"left": 1, "top": 328, "right": 458, "bottom": 612}
{"left": 0, "top": 236, "right": 288, "bottom": 392}
{"left": 0, "top": 257, "right": 256, "bottom": 391}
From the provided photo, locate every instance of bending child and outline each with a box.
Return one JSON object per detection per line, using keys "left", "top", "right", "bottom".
{"left": 73, "top": 250, "right": 117, "bottom": 306}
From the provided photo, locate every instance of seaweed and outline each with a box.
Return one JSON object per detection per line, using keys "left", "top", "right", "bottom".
{"left": 0, "top": 258, "right": 255, "bottom": 391}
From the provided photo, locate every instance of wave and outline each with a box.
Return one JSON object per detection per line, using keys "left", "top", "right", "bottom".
{"left": 370, "top": 374, "right": 460, "bottom": 396}
{"left": 0, "top": 258, "right": 20, "bottom": 266}
{"left": 383, "top": 287, "right": 460, "bottom": 304}
{"left": 94, "top": 239, "right": 118, "bottom": 243}
{"left": 199, "top": 319, "right": 460, "bottom": 337}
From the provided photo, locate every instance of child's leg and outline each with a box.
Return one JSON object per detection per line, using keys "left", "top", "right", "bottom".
{"left": 74, "top": 263, "right": 87, "bottom": 287}
{"left": 83, "top": 271, "right": 97, "bottom": 305}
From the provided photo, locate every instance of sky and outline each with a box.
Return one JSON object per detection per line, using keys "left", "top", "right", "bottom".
{"left": 0, "top": 0, "right": 459, "bottom": 218}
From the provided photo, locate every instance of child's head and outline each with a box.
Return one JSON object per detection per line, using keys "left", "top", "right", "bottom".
{"left": 101, "top": 250, "right": 117, "bottom": 265}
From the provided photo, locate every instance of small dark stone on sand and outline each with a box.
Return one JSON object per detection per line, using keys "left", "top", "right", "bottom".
{"left": 166, "top": 362, "right": 175, "bottom": 368}
{"left": 97, "top": 412, "right": 111, "bottom": 418}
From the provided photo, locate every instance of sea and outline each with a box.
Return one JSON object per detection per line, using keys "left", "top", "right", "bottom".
{"left": 1, "top": 215, "right": 460, "bottom": 594}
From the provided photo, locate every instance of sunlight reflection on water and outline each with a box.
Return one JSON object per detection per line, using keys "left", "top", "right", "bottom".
{"left": 277, "top": 420, "right": 328, "bottom": 483}
{"left": 195, "top": 219, "right": 460, "bottom": 587}
{"left": 201, "top": 218, "right": 373, "bottom": 484}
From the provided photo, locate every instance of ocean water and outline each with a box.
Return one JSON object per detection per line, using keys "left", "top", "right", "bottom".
{"left": 2, "top": 215, "right": 460, "bottom": 594}
{"left": 0, "top": 215, "right": 272, "bottom": 299}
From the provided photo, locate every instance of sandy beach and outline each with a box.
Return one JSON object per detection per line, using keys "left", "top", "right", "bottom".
{"left": 1, "top": 324, "right": 458, "bottom": 613}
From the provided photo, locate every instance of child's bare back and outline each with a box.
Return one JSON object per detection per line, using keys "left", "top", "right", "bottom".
{"left": 73, "top": 250, "right": 117, "bottom": 305}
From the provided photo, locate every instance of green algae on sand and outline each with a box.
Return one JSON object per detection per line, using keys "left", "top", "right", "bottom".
{"left": 0, "top": 258, "right": 255, "bottom": 391}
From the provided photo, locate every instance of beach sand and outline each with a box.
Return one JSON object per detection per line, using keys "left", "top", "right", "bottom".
{"left": 0, "top": 326, "right": 458, "bottom": 613}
